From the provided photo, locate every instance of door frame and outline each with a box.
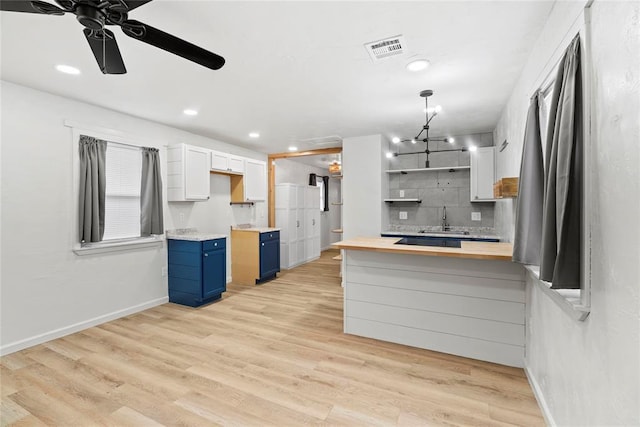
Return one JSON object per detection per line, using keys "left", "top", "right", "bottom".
{"left": 267, "top": 147, "right": 342, "bottom": 227}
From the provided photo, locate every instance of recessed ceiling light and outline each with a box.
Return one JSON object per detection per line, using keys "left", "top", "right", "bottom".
{"left": 183, "top": 109, "right": 198, "bottom": 116}
{"left": 406, "top": 59, "right": 430, "bottom": 72}
{"left": 55, "top": 64, "right": 80, "bottom": 75}
{"left": 249, "top": 132, "right": 260, "bottom": 138}
{"left": 392, "top": 137, "right": 400, "bottom": 144}
{"left": 288, "top": 146, "right": 298, "bottom": 151}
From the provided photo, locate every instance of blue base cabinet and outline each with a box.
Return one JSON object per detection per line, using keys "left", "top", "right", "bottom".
{"left": 259, "top": 231, "right": 280, "bottom": 283}
{"left": 168, "top": 238, "right": 226, "bottom": 307}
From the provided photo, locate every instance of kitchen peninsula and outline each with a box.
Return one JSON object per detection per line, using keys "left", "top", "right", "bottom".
{"left": 334, "top": 237, "right": 525, "bottom": 367}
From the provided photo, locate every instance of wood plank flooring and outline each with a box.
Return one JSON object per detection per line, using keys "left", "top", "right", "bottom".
{"left": 1, "top": 250, "right": 544, "bottom": 426}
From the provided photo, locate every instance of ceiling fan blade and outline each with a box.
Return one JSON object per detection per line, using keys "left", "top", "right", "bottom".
{"left": 0, "top": 1, "right": 65, "bottom": 15}
{"left": 83, "top": 28, "right": 127, "bottom": 74}
{"left": 123, "top": 0, "right": 153, "bottom": 11}
{"left": 121, "top": 19, "right": 225, "bottom": 70}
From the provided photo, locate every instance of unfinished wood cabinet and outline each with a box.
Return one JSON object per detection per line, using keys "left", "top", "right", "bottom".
{"left": 231, "top": 229, "right": 280, "bottom": 284}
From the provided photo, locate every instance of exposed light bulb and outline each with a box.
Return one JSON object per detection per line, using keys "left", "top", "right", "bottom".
{"left": 249, "top": 132, "right": 260, "bottom": 138}
{"left": 392, "top": 137, "right": 401, "bottom": 144}
{"left": 435, "top": 105, "right": 442, "bottom": 113}
{"left": 385, "top": 152, "right": 394, "bottom": 158}
{"left": 468, "top": 145, "right": 478, "bottom": 152}
{"left": 447, "top": 137, "right": 455, "bottom": 144}
{"left": 288, "top": 146, "right": 298, "bottom": 151}
{"left": 411, "top": 139, "right": 417, "bottom": 144}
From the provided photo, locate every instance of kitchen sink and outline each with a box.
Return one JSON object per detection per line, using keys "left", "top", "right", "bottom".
{"left": 418, "top": 230, "right": 470, "bottom": 235}
{"left": 394, "top": 237, "right": 462, "bottom": 248}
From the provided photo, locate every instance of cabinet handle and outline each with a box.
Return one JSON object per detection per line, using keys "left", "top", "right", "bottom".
{"left": 297, "top": 220, "right": 299, "bottom": 228}
{"left": 312, "top": 219, "right": 315, "bottom": 226}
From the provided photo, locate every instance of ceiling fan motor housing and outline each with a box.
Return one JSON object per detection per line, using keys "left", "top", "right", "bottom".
{"left": 75, "top": 4, "right": 105, "bottom": 29}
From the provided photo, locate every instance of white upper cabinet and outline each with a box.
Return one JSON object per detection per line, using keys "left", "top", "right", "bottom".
{"left": 470, "top": 146, "right": 496, "bottom": 202}
{"left": 167, "top": 144, "right": 211, "bottom": 202}
{"left": 244, "top": 159, "right": 266, "bottom": 201}
{"left": 211, "top": 150, "right": 245, "bottom": 174}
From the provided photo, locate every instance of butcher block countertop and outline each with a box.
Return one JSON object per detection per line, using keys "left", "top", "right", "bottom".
{"left": 333, "top": 237, "right": 514, "bottom": 261}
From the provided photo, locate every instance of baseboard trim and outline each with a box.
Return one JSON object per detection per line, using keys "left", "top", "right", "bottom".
{"left": 0, "top": 297, "right": 169, "bottom": 356}
{"left": 525, "top": 365, "right": 556, "bottom": 427}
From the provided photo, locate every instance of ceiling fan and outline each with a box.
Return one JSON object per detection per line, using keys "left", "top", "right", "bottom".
{"left": 0, "top": 0, "right": 225, "bottom": 74}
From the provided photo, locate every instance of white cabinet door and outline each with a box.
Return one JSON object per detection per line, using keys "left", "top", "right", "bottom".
{"left": 305, "top": 186, "right": 321, "bottom": 260}
{"left": 228, "top": 155, "right": 245, "bottom": 174}
{"left": 185, "top": 145, "right": 211, "bottom": 200}
{"left": 470, "top": 146, "right": 496, "bottom": 202}
{"left": 210, "top": 150, "right": 229, "bottom": 172}
{"left": 244, "top": 159, "right": 266, "bottom": 201}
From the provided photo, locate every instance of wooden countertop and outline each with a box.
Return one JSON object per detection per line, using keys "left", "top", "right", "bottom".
{"left": 333, "top": 237, "right": 514, "bottom": 261}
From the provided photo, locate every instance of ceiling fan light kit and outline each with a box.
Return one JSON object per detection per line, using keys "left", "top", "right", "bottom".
{"left": 0, "top": 0, "right": 226, "bottom": 74}
{"left": 393, "top": 90, "right": 472, "bottom": 168}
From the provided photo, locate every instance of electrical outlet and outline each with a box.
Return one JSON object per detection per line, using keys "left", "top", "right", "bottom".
{"left": 161, "top": 266, "right": 168, "bottom": 277}
{"left": 472, "top": 212, "right": 481, "bottom": 221}
{"left": 399, "top": 211, "right": 408, "bottom": 220}
{"left": 399, "top": 190, "right": 405, "bottom": 198}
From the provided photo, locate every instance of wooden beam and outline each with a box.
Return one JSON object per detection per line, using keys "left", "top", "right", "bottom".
{"left": 268, "top": 147, "right": 343, "bottom": 227}
{"left": 268, "top": 147, "right": 342, "bottom": 160}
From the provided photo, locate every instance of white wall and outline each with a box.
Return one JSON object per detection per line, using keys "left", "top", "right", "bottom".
{"left": 274, "top": 158, "right": 340, "bottom": 249}
{"left": 343, "top": 134, "right": 385, "bottom": 240}
{"left": 494, "top": 2, "right": 640, "bottom": 425}
{"left": 0, "top": 82, "right": 268, "bottom": 354}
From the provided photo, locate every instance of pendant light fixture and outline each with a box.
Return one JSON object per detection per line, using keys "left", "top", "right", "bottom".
{"left": 393, "top": 90, "right": 471, "bottom": 168}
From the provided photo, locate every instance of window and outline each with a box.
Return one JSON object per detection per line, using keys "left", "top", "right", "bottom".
{"left": 69, "top": 123, "right": 164, "bottom": 255}
{"left": 317, "top": 179, "right": 324, "bottom": 212}
{"left": 103, "top": 144, "right": 142, "bottom": 241}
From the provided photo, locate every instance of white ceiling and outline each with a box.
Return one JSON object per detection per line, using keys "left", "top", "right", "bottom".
{"left": 0, "top": 1, "right": 554, "bottom": 154}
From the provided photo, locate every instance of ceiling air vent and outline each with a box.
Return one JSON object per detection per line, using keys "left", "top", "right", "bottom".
{"left": 364, "top": 35, "right": 406, "bottom": 62}
{"left": 300, "top": 135, "right": 343, "bottom": 146}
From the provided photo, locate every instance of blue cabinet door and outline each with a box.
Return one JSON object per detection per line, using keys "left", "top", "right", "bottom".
{"left": 202, "top": 247, "right": 226, "bottom": 299}
{"left": 168, "top": 238, "right": 226, "bottom": 307}
{"left": 260, "top": 238, "right": 280, "bottom": 279}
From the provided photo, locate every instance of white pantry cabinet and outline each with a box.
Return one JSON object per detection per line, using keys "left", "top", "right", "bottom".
{"left": 211, "top": 150, "right": 245, "bottom": 175}
{"left": 167, "top": 144, "right": 211, "bottom": 202}
{"left": 275, "top": 184, "right": 321, "bottom": 269}
{"left": 470, "top": 146, "right": 496, "bottom": 202}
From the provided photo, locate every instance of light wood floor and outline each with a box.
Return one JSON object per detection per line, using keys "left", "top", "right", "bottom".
{"left": 1, "top": 250, "right": 544, "bottom": 426}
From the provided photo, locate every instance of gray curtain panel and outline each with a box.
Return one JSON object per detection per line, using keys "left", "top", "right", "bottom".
{"left": 78, "top": 135, "right": 107, "bottom": 243}
{"left": 140, "top": 147, "right": 164, "bottom": 236}
{"left": 540, "top": 35, "right": 583, "bottom": 289}
{"left": 513, "top": 91, "right": 545, "bottom": 265}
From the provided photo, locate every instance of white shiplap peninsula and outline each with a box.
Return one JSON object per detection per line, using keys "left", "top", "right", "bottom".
{"left": 334, "top": 237, "right": 525, "bottom": 367}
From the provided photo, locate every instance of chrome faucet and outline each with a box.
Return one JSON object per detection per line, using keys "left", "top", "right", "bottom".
{"left": 442, "top": 206, "right": 449, "bottom": 231}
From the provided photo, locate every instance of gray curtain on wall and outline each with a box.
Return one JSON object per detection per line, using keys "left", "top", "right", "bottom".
{"left": 78, "top": 135, "right": 107, "bottom": 243}
{"left": 140, "top": 147, "right": 164, "bottom": 236}
{"left": 513, "top": 91, "right": 545, "bottom": 265}
{"left": 540, "top": 35, "right": 583, "bottom": 289}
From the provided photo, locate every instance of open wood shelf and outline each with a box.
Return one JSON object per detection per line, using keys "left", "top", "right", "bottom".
{"left": 386, "top": 166, "right": 470, "bottom": 174}
{"left": 332, "top": 254, "right": 343, "bottom": 261}
{"left": 384, "top": 198, "right": 421, "bottom": 203}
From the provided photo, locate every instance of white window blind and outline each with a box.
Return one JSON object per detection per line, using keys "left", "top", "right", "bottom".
{"left": 317, "top": 180, "right": 324, "bottom": 212}
{"left": 102, "top": 144, "right": 141, "bottom": 241}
